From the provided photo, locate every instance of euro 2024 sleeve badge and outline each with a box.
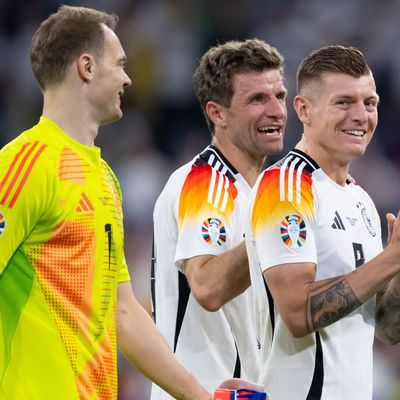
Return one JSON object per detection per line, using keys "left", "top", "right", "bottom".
{"left": 202, "top": 218, "right": 226, "bottom": 246}
{"left": 0, "top": 212, "right": 6, "bottom": 237}
{"left": 280, "top": 214, "right": 306, "bottom": 248}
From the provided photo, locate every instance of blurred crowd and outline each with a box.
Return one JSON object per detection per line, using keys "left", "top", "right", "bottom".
{"left": 1, "top": 0, "right": 399, "bottom": 398}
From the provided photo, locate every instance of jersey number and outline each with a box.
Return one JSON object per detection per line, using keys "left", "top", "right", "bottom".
{"left": 352, "top": 243, "right": 365, "bottom": 268}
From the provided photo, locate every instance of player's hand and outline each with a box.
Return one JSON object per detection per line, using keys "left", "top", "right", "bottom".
{"left": 386, "top": 212, "right": 396, "bottom": 245}
{"left": 214, "top": 379, "right": 267, "bottom": 399}
{"left": 386, "top": 211, "right": 400, "bottom": 245}
{"left": 217, "top": 378, "right": 264, "bottom": 392}
{"left": 386, "top": 211, "right": 400, "bottom": 263}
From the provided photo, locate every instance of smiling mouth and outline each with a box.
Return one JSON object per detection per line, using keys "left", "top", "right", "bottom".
{"left": 343, "top": 129, "right": 366, "bottom": 137}
{"left": 258, "top": 126, "right": 282, "bottom": 136}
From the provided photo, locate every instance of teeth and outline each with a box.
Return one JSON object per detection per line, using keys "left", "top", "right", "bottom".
{"left": 344, "top": 129, "right": 365, "bottom": 137}
{"left": 258, "top": 126, "right": 281, "bottom": 135}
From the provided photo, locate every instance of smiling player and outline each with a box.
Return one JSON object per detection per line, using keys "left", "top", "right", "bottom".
{"left": 245, "top": 45, "right": 400, "bottom": 400}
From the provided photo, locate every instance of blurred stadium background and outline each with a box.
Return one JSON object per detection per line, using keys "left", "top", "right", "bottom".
{"left": 1, "top": 0, "right": 399, "bottom": 398}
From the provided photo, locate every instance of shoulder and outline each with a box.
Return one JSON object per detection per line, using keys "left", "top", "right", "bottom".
{"left": 156, "top": 159, "right": 193, "bottom": 203}
{"left": 153, "top": 159, "right": 194, "bottom": 221}
{"left": 161, "top": 148, "right": 238, "bottom": 200}
{"left": 182, "top": 153, "right": 238, "bottom": 206}
{"left": 251, "top": 151, "right": 319, "bottom": 235}
{"left": 270, "top": 150, "right": 317, "bottom": 179}
{"left": 101, "top": 159, "right": 119, "bottom": 185}
{"left": 255, "top": 150, "right": 317, "bottom": 202}
{"left": 0, "top": 127, "right": 59, "bottom": 209}
{"left": 349, "top": 181, "right": 374, "bottom": 202}
{"left": 0, "top": 126, "right": 60, "bottom": 177}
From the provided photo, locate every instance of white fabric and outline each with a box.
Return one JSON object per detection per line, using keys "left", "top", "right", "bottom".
{"left": 151, "top": 146, "right": 261, "bottom": 399}
{"left": 245, "top": 149, "right": 383, "bottom": 400}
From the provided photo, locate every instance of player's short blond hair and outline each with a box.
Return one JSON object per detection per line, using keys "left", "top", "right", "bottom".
{"left": 31, "top": 5, "right": 118, "bottom": 90}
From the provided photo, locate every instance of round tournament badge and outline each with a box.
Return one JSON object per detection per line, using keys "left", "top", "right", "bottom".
{"left": 361, "top": 206, "right": 376, "bottom": 237}
{"left": 202, "top": 218, "right": 226, "bottom": 246}
{"left": 0, "top": 212, "right": 6, "bottom": 237}
{"left": 357, "top": 201, "right": 376, "bottom": 237}
{"left": 280, "top": 214, "right": 307, "bottom": 248}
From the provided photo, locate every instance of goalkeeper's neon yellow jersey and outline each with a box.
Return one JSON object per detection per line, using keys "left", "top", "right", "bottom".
{"left": 0, "top": 117, "right": 130, "bottom": 399}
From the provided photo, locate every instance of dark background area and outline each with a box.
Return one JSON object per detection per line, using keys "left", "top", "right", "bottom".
{"left": 1, "top": 1, "right": 399, "bottom": 398}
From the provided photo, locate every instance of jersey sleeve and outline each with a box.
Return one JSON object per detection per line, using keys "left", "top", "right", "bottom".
{"left": 251, "top": 166, "right": 318, "bottom": 272}
{"left": 175, "top": 162, "right": 238, "bottom": 267}
{"left": 0, "top": 140, "right": 51, "bottom": 274}
{"left": 118, "top": 252, "right": 130, "bottom": 283}
{"left": 117, "top": 208, "right": 130, "bottom": 284}
{"left": 102, "top": 161, "right": 131, "bottom": 283}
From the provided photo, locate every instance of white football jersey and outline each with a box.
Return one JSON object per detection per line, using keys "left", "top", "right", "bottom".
{"left": 245, "top": 149, "right": 383, "bottom": 400}
{"left": 151, "top": 146, "right": 260, "bottom": 399}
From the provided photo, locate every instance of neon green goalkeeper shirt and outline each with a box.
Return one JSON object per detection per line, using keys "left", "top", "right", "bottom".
{"left": 0, "top": 117, "right": 130, "bottom": 399}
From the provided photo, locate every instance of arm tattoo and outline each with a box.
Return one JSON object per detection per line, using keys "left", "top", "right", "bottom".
{"left": 306, "top": 278, "right": 362, "bottom": 333}
{"left": 376, "top": 287, "right": 400, "bottom": 344}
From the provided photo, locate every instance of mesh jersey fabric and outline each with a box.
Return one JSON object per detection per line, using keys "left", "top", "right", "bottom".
{"left": 0, "top": 117, "right": 130, "bottom": 399}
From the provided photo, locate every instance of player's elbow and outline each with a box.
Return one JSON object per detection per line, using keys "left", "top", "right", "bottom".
{"left": 191, "top": 287, "right": 223, "bottom": 312}
{"left": 287, "top": 324, "right": 309, "bottom": 338}
{"left": 283, "top": 315, "right": 310, "bottom": 338}
{"left": 290, "top": 327, "right": 310, "bottom": 339}
{"left": 200, "top": 299, "right": 222, "bottom": 312}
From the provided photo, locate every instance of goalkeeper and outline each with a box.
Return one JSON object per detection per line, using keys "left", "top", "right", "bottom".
{"left": 0, "top": 5, "right": 211, "bottom": 400}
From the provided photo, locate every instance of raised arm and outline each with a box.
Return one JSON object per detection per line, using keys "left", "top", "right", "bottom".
{"left": 116, "top": 281, "right": 211, "bottom": 400}
{"left": 375, "top": 212, "right": 400, "bottom": 344}
{"left": 265, "top": 211, "right": 400, "bottom": 338}
{"left": 183, "top": 241, "right": 250, "bottom": 312}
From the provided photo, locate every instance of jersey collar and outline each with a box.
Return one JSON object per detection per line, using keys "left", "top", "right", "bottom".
{"left": 287, "top": 148, "right": 320, "bottom": 171}
{"left": 198, "top": 145, "right": 238, "bottom": 182}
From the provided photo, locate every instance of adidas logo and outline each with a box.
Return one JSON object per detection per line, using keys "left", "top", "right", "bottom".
{"left": 332, "top": 211, "right": 345, "bottom": 230}
{"left": 76, "top": 192, "right": 95, "bottom": 212}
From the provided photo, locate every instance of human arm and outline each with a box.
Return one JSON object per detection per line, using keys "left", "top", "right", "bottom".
{"left": 170, "top": 151, "right": 250, "bottom": 312}
{"left": 375, "top": 212, "right": 400, "bottom": 344}
{"left": 0, "top": 140, "right": 54, "bottom": 273}
{"left": 375, "top": 277, "right": 400, "bottom": 344}
{"left": 264, "top": 211, "right": 400, "bottom": 338}
{"left": 182, "top": 241, "right": 250, "bottom": 312}
{"left": 116, "top": 281, "right": 211, "bottom": 400}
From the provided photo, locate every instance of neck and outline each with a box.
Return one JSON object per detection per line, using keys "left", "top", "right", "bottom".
{"left": 42, "top": 89, "right": 99, "bottom": 147}
{"left": 295, "top": 136, "right": 349, "bottom": 186}
{"left": 211, "top": 137, "right": 265, "bottom": 187}
{"left": 312, "top": 153, "right": 349, "bottom": 185}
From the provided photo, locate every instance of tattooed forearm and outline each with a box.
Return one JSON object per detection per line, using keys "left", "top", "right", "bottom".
{"left": 375, "top": 287, "right": 400, "bottom": 344}
{"left": 306, "top": 278, "right": 362, "bottom": 333}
